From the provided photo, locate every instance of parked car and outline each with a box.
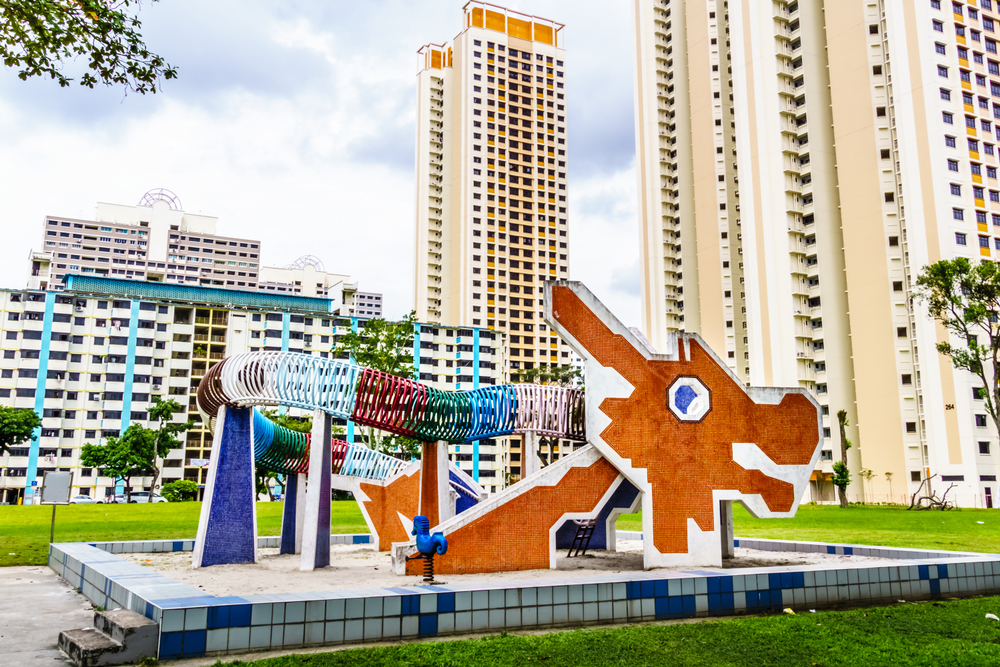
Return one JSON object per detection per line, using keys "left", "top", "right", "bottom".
{"left": 105, "top": 492, "right": 168, "bottom": 504}
{"left": 68, "top": 495, "right": 100, "bottom": 504}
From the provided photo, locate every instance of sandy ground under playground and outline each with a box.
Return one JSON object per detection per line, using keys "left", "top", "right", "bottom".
{"left": 122, "top": 540, "right": 894, "bottom": 598}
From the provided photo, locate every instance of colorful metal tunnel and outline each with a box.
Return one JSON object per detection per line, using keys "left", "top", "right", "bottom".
{"left": 197, "top": 351, "right": 586, "bottom": 479}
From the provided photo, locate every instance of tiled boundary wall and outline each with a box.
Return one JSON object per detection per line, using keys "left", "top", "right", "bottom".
{"left": 49, "top": 534, "right": 1000, "bottom": 661}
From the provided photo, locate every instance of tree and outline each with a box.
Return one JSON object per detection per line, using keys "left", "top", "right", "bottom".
{"left": 2, "top": 0, "right": 176, "bottom": 93}
{"left": 331, "top": 312, "right": 421, "bottom": 459}
{"left": 511, "top": 364, "right": 584, "bottom": 388}
{"left": 80, "top": 424, "right": 154, "bottom": 502}
{"left": 0, "top": 405, "right": 41, "bottom": 456}
{"left": 145, "top": 398, "right": 193, "bottom": 502}
{"left": 160, "top": 479, "right": 197, "bottom": 502}
{"left": 884, "top": 471, "right": 894, "bottom": 504}
{"left": 80, "top": 398, "right": 191, "bottom": 502}
{"left": 832, "top": 409, "right": 852, "bottom": 508}
{"left": 859, "top": 468, "right": 876, "bottom": 503}
{"left": 916, "top": 258, "right": 1000, "bottom": 447}
{"left": 510, "top": 364, "right": 584, "bottom": 468}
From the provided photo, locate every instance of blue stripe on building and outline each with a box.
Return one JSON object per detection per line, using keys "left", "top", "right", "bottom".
{"left": 347, "top": 317, "right": 358, "bottom": 444}
{"left": 119, "top": 300, "right": 141, "bottom": 435}
{"left": 26, "top": 292, "right": 57, "bottom": 501}
{"left": 472, "top": 328, "right": 480, "bottom": 482}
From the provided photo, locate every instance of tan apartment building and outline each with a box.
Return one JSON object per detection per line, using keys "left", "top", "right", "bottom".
{"left": 413, "top": 2, "right": 577, "bottom": 481}
{"left": 633, "top": 0, "right": 1000, "bottom": 507}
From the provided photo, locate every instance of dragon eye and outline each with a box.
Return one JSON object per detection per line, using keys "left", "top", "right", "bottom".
{"left": 667, "top": 377, "right": 712, "bottom": 422}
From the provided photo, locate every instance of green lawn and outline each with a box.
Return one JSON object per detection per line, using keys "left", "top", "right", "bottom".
{"left": 617, "top": 504, "right": 1000, "bottom": 554}
{"left": 0, "top": 501, "right": 368, "bottom": 567}
{"left": 3, "top": 502, "right": 998, "bottom": 569}
{"left": 211, "top": 596, "right": 1000, "bottom": 667}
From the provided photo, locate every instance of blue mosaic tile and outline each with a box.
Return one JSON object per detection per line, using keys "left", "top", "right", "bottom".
{"left": 172, "top": 541, "right": 184, "bottom": 552}
{"left": 160, "top": 632, "right": 183, "bottom": 659}
{"left": 438, "top": 592, "right": 456, "bottom": 613}
{"left": 919, "top": 565, "right": 930, "bottom": 580}
{"left": 183, "top": 630, "right": 206, "bottom": 657}
{"left": 419, "top": 614, "right": 438, "bottom": 637}
{"left": 930, "top": 579, "right": 941, "bottom": 595}
{"left": 844, "top": 547, "right": 854, "bottom": 556}
{"left": 207, "top": 606, "right": 229, "bottom": 629}
{"left": 230, "top": 604, "right": 252, "bottom": 627}
{"left": 938, "top": 564, "right": 950, "bottom": 579}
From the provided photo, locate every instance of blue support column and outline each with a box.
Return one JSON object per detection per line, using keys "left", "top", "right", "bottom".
{"left": 280, "top": 473, "right": 306, "bottom": 555}
{"left": 192, "top": 406, "right": 258, "bottom": 567}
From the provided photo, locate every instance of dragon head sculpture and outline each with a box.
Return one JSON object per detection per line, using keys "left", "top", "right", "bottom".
{"left": 546, "top": 282, "right": 822, "bottom": 567}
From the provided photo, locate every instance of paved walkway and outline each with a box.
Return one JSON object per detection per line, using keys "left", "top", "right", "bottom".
{"left": 0, "top": 566, "right": 93, "bottom": 667}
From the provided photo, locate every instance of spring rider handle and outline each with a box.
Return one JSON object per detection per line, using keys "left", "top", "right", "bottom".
{"left": 406, "top": 515, "right": 448, "bottom": 583}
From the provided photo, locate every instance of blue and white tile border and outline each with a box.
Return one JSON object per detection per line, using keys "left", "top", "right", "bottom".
{"left": 49, "top": 533, "right": 1000, "bottom": 661}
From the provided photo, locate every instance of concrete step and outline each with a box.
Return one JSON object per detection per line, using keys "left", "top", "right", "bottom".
{"left": 59, "top": 610, "right": 159, "bottom": 666}
{"left": 92, "top": 609, "right": 158, "bottom": 651}
{"left": 58, "top": 628, "right": 123, "bottom": 667}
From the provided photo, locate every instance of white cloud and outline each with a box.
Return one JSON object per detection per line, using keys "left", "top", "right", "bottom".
{"left": 0, "top": 0, "right": 642, "bottom": 327}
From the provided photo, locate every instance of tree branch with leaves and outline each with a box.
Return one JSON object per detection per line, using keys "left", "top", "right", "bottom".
{"left": 0, "top": 405, "right": 41, "bottom": 456}
{"left": 2, "top": 0, "right": 177, "bottom": 93}
{"left": 331, "top": 312, "right": 422, "bottom": 460}
{"left": 916, "top": 258, "right": 1000, "bottom": 447}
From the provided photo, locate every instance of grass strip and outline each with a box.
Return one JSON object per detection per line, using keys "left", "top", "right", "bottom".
{"left": 210, "top": 596, "right": 1000, "bottom": 667}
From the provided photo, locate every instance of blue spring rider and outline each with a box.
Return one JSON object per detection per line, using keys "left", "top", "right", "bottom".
{"left": 407, "top": 515, "right": 447, "bottom": 583}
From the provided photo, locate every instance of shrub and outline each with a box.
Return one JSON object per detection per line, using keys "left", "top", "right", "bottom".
{"left": 160, "top": 480, "right": 198, "bottom": 502}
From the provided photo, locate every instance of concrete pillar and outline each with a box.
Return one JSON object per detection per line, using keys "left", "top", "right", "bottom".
{"left": 522, "top": 431, "right": 540, "bottom": 479}
{"left": 418, "top": 441, "right": 452, "bottom": 527}
{"left": 280, "top": 473, "right": 307, "bottom": 555}
{"left": 720, "top": 500, "right": 735, "bottom": 559}
{"left": 300, "top": 410, "right": 332, "bottom": 571}
{"left": 193, "top": 405, "right": 258, "bottom": 568}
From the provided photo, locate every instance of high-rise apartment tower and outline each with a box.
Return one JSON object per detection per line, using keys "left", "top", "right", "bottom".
{"left": 414, "top": 2, "right": 572, "bottom": 373}
{"left": 633, "top": 0, "right": 1000, "bottom": 507}
{"left": 414, "top": 3, "right": 575, "bottom": 483}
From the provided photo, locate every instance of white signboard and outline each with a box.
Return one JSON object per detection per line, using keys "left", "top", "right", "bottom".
{"left": 191, "top": 459, "right": 210, "bottom": 467}
{"left": 40, "top": 471, "right": 73, "bottom": 505}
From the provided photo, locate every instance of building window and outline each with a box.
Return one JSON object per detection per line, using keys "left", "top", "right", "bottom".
{"left": 957, "top": 232, "right": 968, "bottom": 245}
{"left": 946, "top": 135, "right": 957, "bottom": 147}
{"left": 951, "top": 183, "right": 962, "bottom": 195}
{"left": 949, "top": 159, "right": 960, "bottom": 171}
{"left": 980, "top": 441, "right": 991, "bottom": 454}
{"left": 954, "top": 208, "right": 965, "bottom": 221}
{"left": 976, "top": 414, "right": 989, "bottom": 427}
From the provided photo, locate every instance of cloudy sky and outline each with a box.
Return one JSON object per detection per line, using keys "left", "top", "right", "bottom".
{"left": 0, "top": 0, "right": 641, "bottom": 326}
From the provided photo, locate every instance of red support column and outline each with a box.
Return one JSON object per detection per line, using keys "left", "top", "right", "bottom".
{"left": 419, "top": 441, "right": 440, "bottom": 527}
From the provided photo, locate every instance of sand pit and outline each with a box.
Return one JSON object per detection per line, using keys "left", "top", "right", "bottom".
{"left": 122, "top": 540, "right": 895, "bottom": 598}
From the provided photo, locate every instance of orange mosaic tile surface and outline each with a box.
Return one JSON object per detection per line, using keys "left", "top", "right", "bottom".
{"left": 360, "top": 471, "right": 419, "bottom": 552}
{"left": 551, "top": 286, "right": 819, "bottom": 555}
{"left": 405, "top": 458, "right": 620, "bottom": 575}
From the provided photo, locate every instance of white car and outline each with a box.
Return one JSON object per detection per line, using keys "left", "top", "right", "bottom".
{"left": 68, "top": 495, "right": 100, "bottom": 504}
{"left": 123, "top": 492, "right": 168, "bottom": 503}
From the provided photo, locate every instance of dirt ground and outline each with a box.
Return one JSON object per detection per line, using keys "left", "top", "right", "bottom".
{"left": 122, "top": 540, "right": 893, "bottom": 597}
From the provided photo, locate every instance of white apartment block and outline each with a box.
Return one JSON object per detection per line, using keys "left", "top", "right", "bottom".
{"left": 31, "top": 189, "right": 263, "bottom": 292}
{"left": 0, "top": 278, "right": 507, "bottom": 504}
{"left": 632, "top": 0, "right": 1000, "bottom": 507}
